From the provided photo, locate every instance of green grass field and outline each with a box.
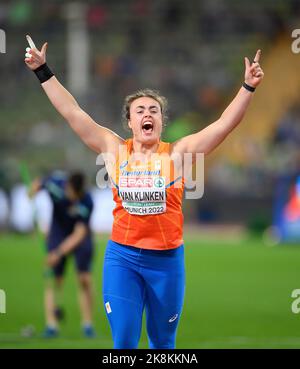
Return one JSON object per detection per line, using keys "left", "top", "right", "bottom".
{"left": 1, "top": 231, "right": 300, "bottom": 349}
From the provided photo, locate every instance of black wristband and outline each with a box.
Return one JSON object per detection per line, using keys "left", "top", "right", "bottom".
{"left": 33, "top": 63, "right": 54, "bottom": 83}
{"left": 243, "top": 82, "right": 256, "bottom": 93}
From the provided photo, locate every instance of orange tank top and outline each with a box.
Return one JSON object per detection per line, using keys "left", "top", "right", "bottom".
{"left": 109, "top": 139, "right": 184, "bottom": 250}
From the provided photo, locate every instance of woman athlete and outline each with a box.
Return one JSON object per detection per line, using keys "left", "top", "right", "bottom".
{"left": 24, "top": 36, "right": 264, "bottom": 348}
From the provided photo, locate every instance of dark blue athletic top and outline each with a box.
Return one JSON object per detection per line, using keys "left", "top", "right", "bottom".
{"left": 42, "top": 171, "right": 93, "bottom": 247}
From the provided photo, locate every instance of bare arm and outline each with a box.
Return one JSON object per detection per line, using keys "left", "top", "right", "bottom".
{"left": 40, "top": 76, "right": 124, "bottom": 154}
{"left": 171, "top": 50, "right": 264, "bottom": 157}
{"left": 24, "top": 38, "right": 124, "bottom": 154}
{"left": 57, "top": 222, "right": 87, "bottom": 255}
{"left": 47, "top": 222, "right": 87, "bottom": 267}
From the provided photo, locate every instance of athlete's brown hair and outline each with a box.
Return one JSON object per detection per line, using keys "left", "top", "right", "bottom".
{"left": 122, "top": 89, "right": 168, "bottom": 131}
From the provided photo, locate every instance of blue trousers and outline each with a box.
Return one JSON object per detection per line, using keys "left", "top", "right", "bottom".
{"left": 103, "top": 240, "right": 185, "bottom": 349}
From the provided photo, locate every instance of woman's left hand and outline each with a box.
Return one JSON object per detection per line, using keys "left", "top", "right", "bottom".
{"left": 244, "top": 49, "right": 264, "bottom": 88}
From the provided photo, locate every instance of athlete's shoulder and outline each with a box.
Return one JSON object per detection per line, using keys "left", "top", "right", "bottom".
{"left": 124, "top": 138, "right": 132, "bottom": 148}
{"left": 43, "top": 170, "right": 66, "bottom": 200}
{"left": 158, "top": 140, "right": 171, "bottom": 153}
{"left": 46, "top": 170, "right": 67, "bottom": 185}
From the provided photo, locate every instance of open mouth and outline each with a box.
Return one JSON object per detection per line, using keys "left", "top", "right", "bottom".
{"left": 142, "top": 121, "right": 153, "bottom": 133}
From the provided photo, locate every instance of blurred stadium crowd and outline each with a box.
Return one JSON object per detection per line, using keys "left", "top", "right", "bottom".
{"left": 1, "top": 0, "right": 300, "bottom": 229}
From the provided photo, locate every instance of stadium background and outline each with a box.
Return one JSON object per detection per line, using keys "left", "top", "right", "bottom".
{"left": 1, "top": 0, "right": 300, "bottom": 348}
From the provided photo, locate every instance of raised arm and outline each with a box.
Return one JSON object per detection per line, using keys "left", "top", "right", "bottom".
{"left": 171, "top": 50, "right": 264, "bottom": 158}
{"left": 24, "top": 37, "right": 124, "bottom": 154}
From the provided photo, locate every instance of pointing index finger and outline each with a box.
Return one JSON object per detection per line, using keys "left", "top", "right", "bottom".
{"left": 253, "top": 49, "right": 261, "bottom": 63}
{"left": 26, "top": 35, "right": 36, "bottom": 49}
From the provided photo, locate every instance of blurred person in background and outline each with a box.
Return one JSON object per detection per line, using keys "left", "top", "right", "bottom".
{"left": 30, "top": 170, "right": 95, "bottom": 338}
{"left": 0, "top": 188, "right": 9, "bottom": 230}
{"left": 25, "top": 39, "right": 263, "bottom": 348}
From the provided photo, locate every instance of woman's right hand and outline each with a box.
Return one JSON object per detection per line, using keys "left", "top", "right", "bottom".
{"left": 24, "top": 37, "right": 48, "bottom": 70}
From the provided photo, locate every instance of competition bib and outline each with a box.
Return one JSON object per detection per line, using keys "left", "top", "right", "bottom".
{"left": 119, "top": 175, "right": 166, "bottom": 216}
